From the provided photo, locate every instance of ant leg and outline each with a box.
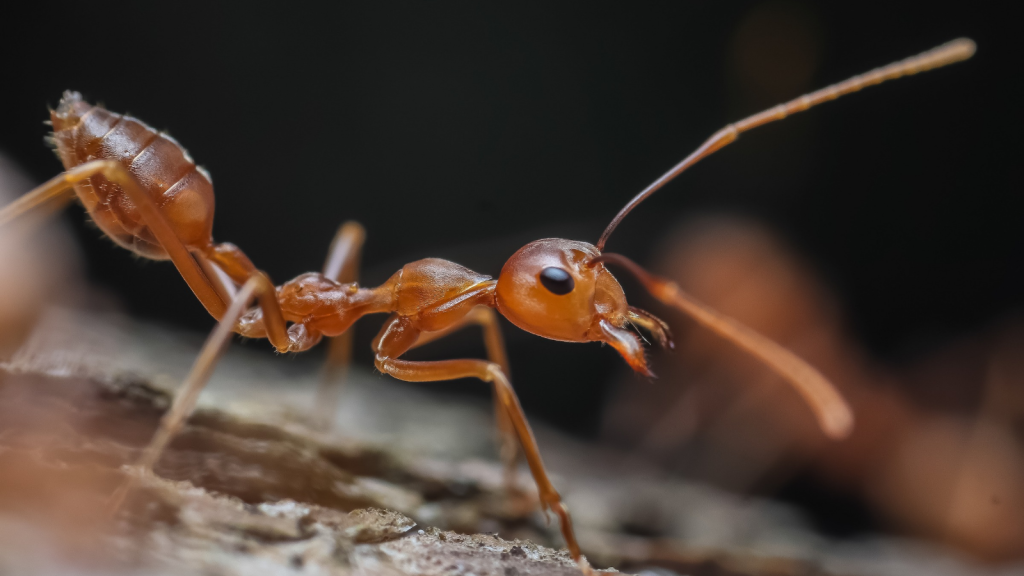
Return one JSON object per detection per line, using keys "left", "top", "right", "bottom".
{"left": 201, "top": 242, "right": 257, "bottom": 286}
{"left": 312, "top": 221, "right": 366, "bottom": 430}
{"left": 409, "top": 307, "right": 521, "bottom": 493}
{"left": 108, "top": 271, "right": 293, "bottom": 515}
{"left": 374, "top": 315, "right": 593, "bottom": 574}
{"left": 4, "top": 161, "right": 228, "bottom": 319}
{"left": 0, "top": 178, "right": 76, "bottom": 227}
{"left": 322, "top": 221, "right": 365, "bottom": 283}
{"left": 196, "top": 254, "right": 238, "bottom": 306}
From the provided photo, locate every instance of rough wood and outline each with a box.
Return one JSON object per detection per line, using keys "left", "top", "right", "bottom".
{"left": 0, "top": 308, "right": 1010, "bottom": 576}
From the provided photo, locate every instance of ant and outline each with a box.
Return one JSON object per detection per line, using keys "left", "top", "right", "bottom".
{"left": 0, "top": 38, "right": 974, "bottom": 574}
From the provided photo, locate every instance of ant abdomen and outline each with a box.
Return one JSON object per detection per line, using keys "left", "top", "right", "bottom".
{"left": 50, "top": 91, "right": 215, "bottom": 259}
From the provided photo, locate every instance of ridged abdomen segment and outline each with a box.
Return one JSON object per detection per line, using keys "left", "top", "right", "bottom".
{"left": 50, "top": 91, "right": 215, "bottom": 260}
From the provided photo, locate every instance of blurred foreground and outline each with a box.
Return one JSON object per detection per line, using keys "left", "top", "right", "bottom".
{"left": 0, "top": 307, "right": 1019, "bottom": 575}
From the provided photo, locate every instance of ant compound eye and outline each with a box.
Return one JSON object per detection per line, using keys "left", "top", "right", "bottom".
{"left": 539, "top": 267, "right": 575, "bottom": 295}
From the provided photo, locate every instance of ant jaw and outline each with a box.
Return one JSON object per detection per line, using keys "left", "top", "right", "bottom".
{"left": 627, "top": 306, "right": 675, "bottom": 350}
{"left": 593, "top": 318, "right": 654, "bottom": 377}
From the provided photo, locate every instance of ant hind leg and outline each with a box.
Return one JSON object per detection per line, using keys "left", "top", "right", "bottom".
{"left": 201, "top": 242, "right": 258, "bottom": 286}
{"left": 196, "top": 253, "right": 239, "bottom": 305}
{"left": 0, "top": 174, "right": 77, "bottom": 227}
{"left": 7, "top": 161, "right": 230, "bottom": 319}
{"left": 107, "top": 271, "right": 293, "bottom": 516}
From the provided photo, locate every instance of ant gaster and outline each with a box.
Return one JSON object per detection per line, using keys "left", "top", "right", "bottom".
{"left": 0, "top": 38, "right": 975, "bottom": 574}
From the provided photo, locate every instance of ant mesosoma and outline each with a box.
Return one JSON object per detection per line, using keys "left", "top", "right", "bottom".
{"left": 0, "top": 38, "right": 975, "bottom": 574}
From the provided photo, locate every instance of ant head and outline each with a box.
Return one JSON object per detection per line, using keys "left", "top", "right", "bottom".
{"left": 488, "top": 38, "right": 978, "bottom": 434}
{"left": 495, "top": 238, "right": 653, "bottom": 375}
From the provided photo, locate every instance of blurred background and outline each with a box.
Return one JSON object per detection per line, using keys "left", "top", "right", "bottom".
{"left": 0, "top": 0, "right": 1020, "bottom": 567}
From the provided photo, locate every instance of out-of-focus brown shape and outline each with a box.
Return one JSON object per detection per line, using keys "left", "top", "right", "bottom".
{"left": 603, "top": 216, "right": 1024, "bottom": 562}
{"left": 0, "top": 155, "right": 81, "bottom": 357}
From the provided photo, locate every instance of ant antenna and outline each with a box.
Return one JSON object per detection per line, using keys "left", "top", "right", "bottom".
{"left": 595, "top": 38, "right": 976, "bottom": 252}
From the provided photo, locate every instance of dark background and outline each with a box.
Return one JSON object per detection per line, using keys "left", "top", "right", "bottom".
{"left": 1, "top": 0, "right": 1020, "bottom": 535}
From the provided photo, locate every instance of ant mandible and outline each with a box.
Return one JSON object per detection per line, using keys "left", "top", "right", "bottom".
{"left": 0, "top": 38, "right": 975, "bottom": 574}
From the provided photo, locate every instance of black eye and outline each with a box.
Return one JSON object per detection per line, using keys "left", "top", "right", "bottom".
{"left": 539, "top": 267, "right": 575, "bottom": 295}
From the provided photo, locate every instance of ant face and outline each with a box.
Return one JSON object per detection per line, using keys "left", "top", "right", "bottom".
{"left": 495, "top": 238, "right": 651, "bottom": 374}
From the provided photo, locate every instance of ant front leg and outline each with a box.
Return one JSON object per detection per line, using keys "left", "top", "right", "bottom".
{"left": 373, "top": 314, "right": 593, "bottom": 574}
{"left": 108, "top": 271, "right": 293, "bottom": 515}
{"left": 408, "top": 306, "right": 522, "bottom": 495}
{"left": 312, "top": 221, "right": 366, "bottom": 429}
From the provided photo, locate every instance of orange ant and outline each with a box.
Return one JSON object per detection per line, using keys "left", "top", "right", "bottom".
{"left": 0, "top": 38, "right": 975, "bottom": 574}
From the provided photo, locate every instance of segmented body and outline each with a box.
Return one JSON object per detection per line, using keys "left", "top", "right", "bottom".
{"left": 238, "top": 257, "right": 498, "bottom": 351}
{"left": 50, "top": 91, "right": 215, "bottom": 260}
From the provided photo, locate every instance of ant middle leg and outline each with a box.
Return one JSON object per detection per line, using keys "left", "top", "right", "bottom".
{"left": 409, "top": 306, "right": 522, "bottom": 494}
{"left": 373, "top": 315, "right": 591, "bottom": 573}
{"left": 312, "top": 221, "right": 366, "bottom": 429}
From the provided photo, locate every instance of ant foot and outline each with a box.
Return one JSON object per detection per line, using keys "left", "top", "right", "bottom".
{"left": 575, "top": 556, "right": 597, "bottom": 576}
{"left": 106, "top": 464, "right": 152, "bottom": 518}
